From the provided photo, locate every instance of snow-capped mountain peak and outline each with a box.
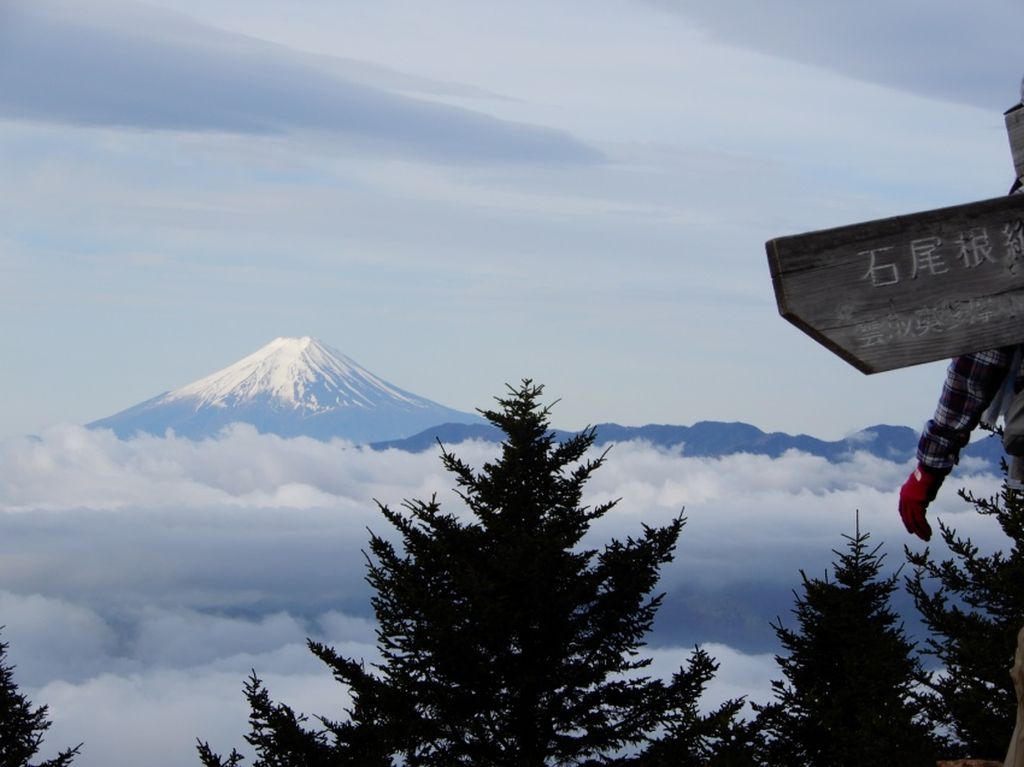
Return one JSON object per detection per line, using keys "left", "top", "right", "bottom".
{"left": 88, "top": 337, "right": 484, "bottom": 442}
{"left": 166, "top": 336, "right": 421, "bottom": 412}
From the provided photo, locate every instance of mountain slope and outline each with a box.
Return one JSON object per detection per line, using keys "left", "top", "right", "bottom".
{"left": 88, "top": 337, "right": 484, "bottom": 442}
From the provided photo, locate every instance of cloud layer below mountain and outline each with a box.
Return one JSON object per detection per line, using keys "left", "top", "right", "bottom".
{"left": 1, "top": 424, "right": 1007, "bottom": 765}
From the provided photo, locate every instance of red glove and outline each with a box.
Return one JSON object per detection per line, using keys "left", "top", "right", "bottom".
{"left": 899, "top": 464, "right": 945, "bottom": 541}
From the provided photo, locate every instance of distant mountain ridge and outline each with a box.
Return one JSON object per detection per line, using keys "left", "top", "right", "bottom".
{"left": 371, "top": 420, "right": 1006, "bottom": 467}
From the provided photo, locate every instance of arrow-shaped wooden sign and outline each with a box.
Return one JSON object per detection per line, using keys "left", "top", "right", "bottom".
{"left": 767, "top": 193, "right": 1024, "bottom": 373}
{"left": 767, "top": 101, "right": 1024, "bottom": 374}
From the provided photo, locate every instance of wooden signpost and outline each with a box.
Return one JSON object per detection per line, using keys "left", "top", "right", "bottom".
{"left": 768, "top": 102, "right": 1024, "bottom": 373}
{"left": 769, "top": 95, "right": 1024, "bottom": 767}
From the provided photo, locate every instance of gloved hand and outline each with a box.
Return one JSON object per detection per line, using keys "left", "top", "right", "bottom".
{"left": 899, "top": 463, "right": 945, "bottom": 541}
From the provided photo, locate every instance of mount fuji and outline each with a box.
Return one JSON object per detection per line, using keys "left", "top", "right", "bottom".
{"left": 88, "top": 337, "right": 485, "bottom": 443}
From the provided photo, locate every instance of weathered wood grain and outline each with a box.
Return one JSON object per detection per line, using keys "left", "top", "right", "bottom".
{"left": 767, "top": 194, "right": 1024, "bottom": 373}
{"left": 1008, "top": 104, "right": 1024, "bottom": 181}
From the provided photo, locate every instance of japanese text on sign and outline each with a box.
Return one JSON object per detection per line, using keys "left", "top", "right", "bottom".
{"left": 852, "top": 293, "right": 1024, "bottom": 349}
{"left": 862, "top": 220, "right": 1024, "bottom": 287}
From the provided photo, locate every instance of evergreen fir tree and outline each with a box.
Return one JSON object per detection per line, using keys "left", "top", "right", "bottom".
{"left": 200, "top": 381, "right": 750, "bottom": 766}
{"left": 756, "top": 522, "right": 940, "bottom": 767}
{"left": 0, "top": 630, "right": 80, "bottom": 767}
{"left": 906, "top": 463, "right": 1024, "bottom": 759}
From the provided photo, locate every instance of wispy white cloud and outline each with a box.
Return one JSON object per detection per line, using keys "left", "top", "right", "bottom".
{"left": 646, "top": 0, "right": 1024, "bottom": 110}
{"left": 37, "top": 668, "right": 344, "bottom": 767}
{"left": 643, "top": 642, "right": 777, "bottom": 715}
{"left": 0, "top": 592, "right": 118, "bottom": 685}
{"left": 0, "top": 0, "right": 599, "bottom": 164}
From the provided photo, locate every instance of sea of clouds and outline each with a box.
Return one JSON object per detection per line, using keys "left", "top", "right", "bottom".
{"left": 0, "top": 423, "right": 1008, "bottom": 766}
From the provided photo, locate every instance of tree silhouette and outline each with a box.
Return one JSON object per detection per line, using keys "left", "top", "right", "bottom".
{"left": 0, "top": 629, "right": 80, "bottom": 767}
{"left": 200, "top": 381, "right": 749, "bottom": 766}
{"left": 906, "top": 460, "right": 1024, "bottom": 759}
{"left": 756, "top": 521, "right": 940, "bottom": 766}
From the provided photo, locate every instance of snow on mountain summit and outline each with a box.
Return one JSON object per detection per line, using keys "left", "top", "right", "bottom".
{"left": 88, "top": 337, "right": 484, "bottom": 443}
{"left": 166, "top": 336, "right": 423, "bottom": 412}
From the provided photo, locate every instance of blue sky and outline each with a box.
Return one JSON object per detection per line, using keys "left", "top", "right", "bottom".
{"left": 2, "top": 0, "right": 1022, "bottom": 441}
